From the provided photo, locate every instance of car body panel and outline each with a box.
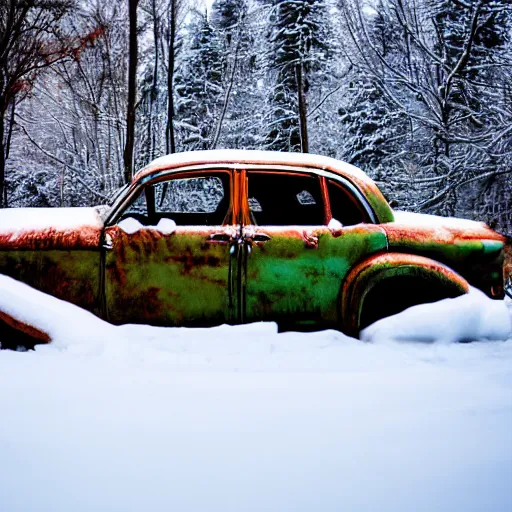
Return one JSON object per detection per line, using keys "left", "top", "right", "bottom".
{"left": 244, "top": 225, "right": 388, "bottom": 326}
{"left": 104, "top": 225, "right": 234, "bottom": 326}
{"left": 0, "top": 249, "right": 101, "bottom": 313}
{"left": 342, "top": 253, "right": 471, "bottom": 335}
{"left": 0, "top": 150, "right": 508, "bottom": 340}
{"left": 0, "top": 207, "right": 103, "bottom": 313}
{"left": 383, "top": 212, "right": 505, "bottom": 297}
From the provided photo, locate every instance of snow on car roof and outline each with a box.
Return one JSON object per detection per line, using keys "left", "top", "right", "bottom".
{"left": 134, "top": 149, "right": 373, "bottom": 183}
{"left": 133, "top": 150, "right": 396, "bottom": 224}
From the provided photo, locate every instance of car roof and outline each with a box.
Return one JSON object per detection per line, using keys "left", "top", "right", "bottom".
{"left": 134, "top": 150, "right": 394, "bottom": 223}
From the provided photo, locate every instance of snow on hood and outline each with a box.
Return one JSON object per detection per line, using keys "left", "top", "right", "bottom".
{"left": 392, "top": 210, "right": 489, "bottom": 230}
{"left": 0, "top": 207, "right": 105, "bottom": 235}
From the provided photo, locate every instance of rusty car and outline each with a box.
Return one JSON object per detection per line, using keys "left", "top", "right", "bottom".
{"left": 0, "top": 150, "right": 509, "bottom": 344}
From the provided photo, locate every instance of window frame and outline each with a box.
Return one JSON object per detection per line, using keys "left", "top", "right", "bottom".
{"left": 105, "top": 164, "right": 377, "bottom": 228}
{"left": 244, "top": 169, "right": 327, "bottom": 227}
{"left": 238, "top": 166, "right": 377, "bottom": 227}
{"left": 105, "top": 167, "right": 234, "bottom": 227}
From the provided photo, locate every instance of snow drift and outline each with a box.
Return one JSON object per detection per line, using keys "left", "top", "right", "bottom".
{"left": 0, "top": 273, "right": 510, "bottom": 347}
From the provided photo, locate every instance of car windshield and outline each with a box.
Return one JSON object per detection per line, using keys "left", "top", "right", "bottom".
{"left": 108, "top": 184, "right": 129, "bottom": 206}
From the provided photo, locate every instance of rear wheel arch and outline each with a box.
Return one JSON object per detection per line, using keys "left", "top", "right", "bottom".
{"left": 341, "top": 253, "right": 470, "bottom": 336}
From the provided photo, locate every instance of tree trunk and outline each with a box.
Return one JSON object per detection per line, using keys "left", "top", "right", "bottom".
{"left": 166, "top": 0, "right": 176, "bottom": 155}
{"left": 123, "top": 0, "right": 138, "bottom": 184}
{"left": 147, "top": 0, "right": 159, "bottom": 162}
{"left": 296, "top": 63, "right": 309, "bottom": 153}
{"left": 0, "top": 111, "right": 6, "bottom": 208}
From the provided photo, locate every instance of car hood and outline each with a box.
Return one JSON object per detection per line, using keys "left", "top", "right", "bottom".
{"left": 0, "top": 207, "right": 106, "bottom": 250}
{"left": 392, "top": 210, "right": 491, "bottom": 231}
{"left": 386, "top": 210, "right": 504, "bottom": 247}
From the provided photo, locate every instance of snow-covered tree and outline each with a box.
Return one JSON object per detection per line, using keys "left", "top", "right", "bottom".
{"left": 264, "top": 0, "right": 331, "bottom": 152}
{"left": 0, "top": 0, "right": 77, "bottom": 207}
{"left": 174, "top": 12, "right": 223, "bottom": 150}
{"left": 340, "top": 0, "right": 512, "bottom": 228}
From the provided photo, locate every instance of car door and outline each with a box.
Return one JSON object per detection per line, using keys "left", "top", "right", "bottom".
{"left": 241, "top": 169, "right": 388, "bottom": 329}
{"left": 103, "top": 170, "right": 238, "bottom": 326}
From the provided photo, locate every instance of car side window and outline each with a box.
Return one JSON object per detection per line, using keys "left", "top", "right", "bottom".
{"left": 247, "top": 172, "right": 324, "bottom": 226}
{"left": 119, "top": 173, "right": 230, "bottom": 227}
{"left": 328, "top": 179, "right": 370, "bottom": 226}
{"left": 153, "top": 173, "right": 230, "bottom": 226}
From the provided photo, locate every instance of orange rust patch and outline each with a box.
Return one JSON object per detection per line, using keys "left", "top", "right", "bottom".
{"left": 504, "top": 238, "right": 512, "bottom": 281}
{"left": 0, "top": 310, "right": 51, "bottom": 343}
{"left": 385, "top": 223, "right": 505, "bottom": 244}
{"left": 0, "top": 226, "right": 102, "bottom": 251}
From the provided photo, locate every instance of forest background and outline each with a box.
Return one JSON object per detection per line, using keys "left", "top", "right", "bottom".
{"left": 1, "top": 0, "right": 511, "bottom": 234}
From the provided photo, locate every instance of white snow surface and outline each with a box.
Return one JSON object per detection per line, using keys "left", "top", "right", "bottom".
{"left": 118, "top": 217, "right": 177, "bottom": 235}
{"left": 392, "top": 210, "right": 489, "bottom": 230}
{"left": 141, "top": 149, "right": 372, "bottom": 181}
{"left": 1, "top": 274, "right": 512, "bottom": 511}
{"left": 0, "top": 206, "right": 104, "bottom": 234}
{"left": 361, "top": 287, "right": 512, "bottom": 343}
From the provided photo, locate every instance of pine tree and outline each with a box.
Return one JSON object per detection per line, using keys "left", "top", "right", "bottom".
{"left": 208, "top": 0, "right": 264, "bottom": 149}
{"left": 264, "top": 0, "right": 331, "bottom": 152}
{"left": 174, "top": 12, "right": 223, "bottom": 149}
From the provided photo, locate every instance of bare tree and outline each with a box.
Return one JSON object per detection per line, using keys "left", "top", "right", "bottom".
{"left": 340, "top": 0, "right": 512, "bottom": 223}
{"left": 0, "top": 0, "right": 75, "bottom": 207}
{"left": 123, "top": 0, "right": 139, "bottom": 183}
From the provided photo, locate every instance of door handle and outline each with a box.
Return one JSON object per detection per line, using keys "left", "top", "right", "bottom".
{"left": 252, "top": 233, "right": 271, "bottom": 243}
{"left": 209, "top": 233, "right": 232, "bottom": 243}
{"left": 102, "top": 233, "right": 113, "bottom": 250}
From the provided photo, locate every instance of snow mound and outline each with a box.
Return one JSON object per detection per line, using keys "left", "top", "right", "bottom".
{"left": 361, "top": 287, "right": 512, "bottom": 343}
{"left": 1, "top": 274, "right": 511, "bottom": 350}
{"left": 392, "top": 210, "right": 488, "bottom": 229}
{"left": 117, "top": 217, "right": 177, "bottom": 235}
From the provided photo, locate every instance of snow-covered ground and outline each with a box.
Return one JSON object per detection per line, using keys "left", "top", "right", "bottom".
{"left": 1, "top": 275, "right": 512, "bottom": 511}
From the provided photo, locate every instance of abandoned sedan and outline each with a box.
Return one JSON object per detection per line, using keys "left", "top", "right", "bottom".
{"left": 0, "top": 150, "right": 508, "bottom": 341}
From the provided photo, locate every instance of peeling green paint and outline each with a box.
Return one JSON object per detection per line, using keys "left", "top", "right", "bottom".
{"left": 105, "top": 227, "right": 233, "bottom": 326}
{"left": 0, "top": 249, "right": 100, "bottom": 312}
{"left": 245, "top": 226, "right": 388, "bottom": 326}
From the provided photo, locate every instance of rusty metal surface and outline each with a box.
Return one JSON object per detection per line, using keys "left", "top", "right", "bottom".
{"left": 0, "top": 226, "right": 102, "bottom": 251}
{"left": 383, "top": 221, "right": 505, "bottom": 298}
{"left": 341, "top": 253, "right": 470, "bottom": 335}
{"left": 0, "top": 310, "right": 51, "bottom": 344}
{"left": 244, "top": 225, "right": 388, "bottom": 326}
{"left": 104, "top": 225, "right": 233, "bottom": 326}
{"left": 0, "top": 249, "right": 101, "bottom": 313}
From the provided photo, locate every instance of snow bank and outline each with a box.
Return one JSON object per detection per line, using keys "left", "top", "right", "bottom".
{"left": 1, "top": 274, "right": 511, "bottom": 350}
{"left": 0, "top": 274, "right": 114, "bottom": 347}
{"left": 1, "top": 275, "right": 512, "bottom": 511}
{"left": 361, "top": 287, "right": 512, "bottom": 343}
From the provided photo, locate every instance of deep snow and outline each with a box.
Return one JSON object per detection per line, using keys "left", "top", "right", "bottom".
{"left": 1, "top": 275, "right": 512, "bottom": 511}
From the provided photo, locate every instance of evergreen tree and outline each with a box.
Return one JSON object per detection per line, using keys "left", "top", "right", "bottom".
{"left": 174, "top": 12, "right": 223, "bottom": 149}
{"left": 264, "top": 0, "right": 331, "bottom": 152}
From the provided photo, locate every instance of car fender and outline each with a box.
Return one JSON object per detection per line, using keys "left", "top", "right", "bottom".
{"left": 341, "top": 252, "right": 470, "bottom": 335}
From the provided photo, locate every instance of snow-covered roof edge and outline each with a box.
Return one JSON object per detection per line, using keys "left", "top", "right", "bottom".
{"left": 134, "top": 150, "right": 395, "bottom": 223}
{"left": 135, "top": 150, "right": 371, "bottom": 183}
